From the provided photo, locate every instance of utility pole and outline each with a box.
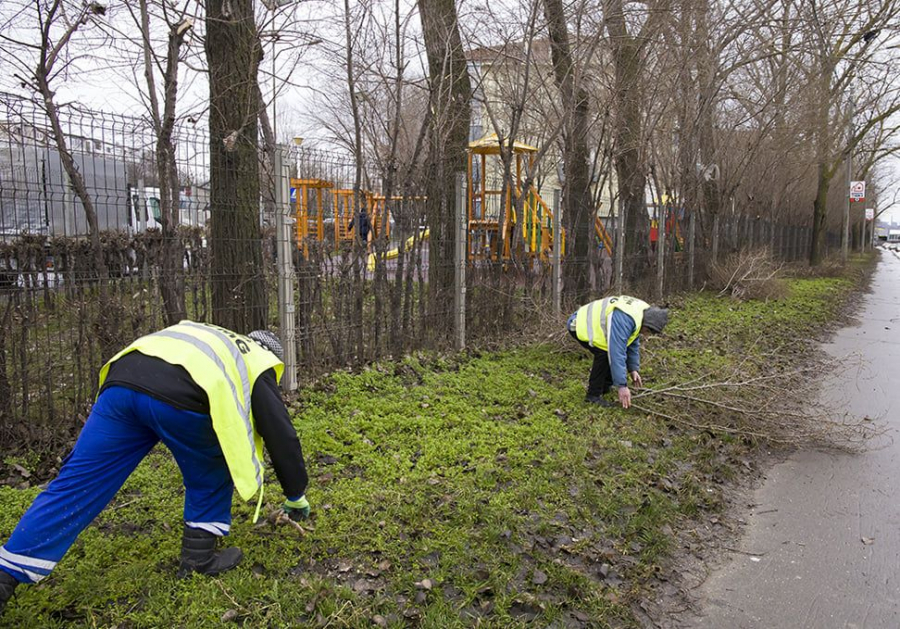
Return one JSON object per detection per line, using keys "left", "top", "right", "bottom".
{"left": 842, "top": 97, "right": 854, "bottom": 263}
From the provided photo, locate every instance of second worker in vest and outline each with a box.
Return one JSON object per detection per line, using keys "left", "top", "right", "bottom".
{"left": 568, "top": 296, "right": 669, "bottom": 408}
{"left": 0, "top": 321, "right": 309, "bottom": 616}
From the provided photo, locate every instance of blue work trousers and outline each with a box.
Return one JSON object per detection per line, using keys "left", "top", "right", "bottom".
{"left": 0, "top": 387, "right": 233, "bottom": 583}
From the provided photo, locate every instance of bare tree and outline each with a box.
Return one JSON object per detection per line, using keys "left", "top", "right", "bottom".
{"left": 126, "top": 0, "right": 193, "bottom": 325}
{"left": 3, "top": 1, "right": 109, "bottom": 285}
{"left": 418, "top": 0, "right": 472, "bottom": 324}
{"left": 542, "top": 0, "right": 596, "bottom": 301}
{"left": 602, "top": 0, "right": 668, "bottom": 283}
{"left": 801, "top": 0, "right": 900, "bottom": 265}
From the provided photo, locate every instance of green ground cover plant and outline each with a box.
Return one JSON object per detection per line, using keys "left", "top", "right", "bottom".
{"left": 0, "top": 269, "right": 865, "bottom": 628}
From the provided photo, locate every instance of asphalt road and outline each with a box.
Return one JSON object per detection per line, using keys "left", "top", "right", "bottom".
{"left": 694, "top": 251, "right": 900, "bottom": 629}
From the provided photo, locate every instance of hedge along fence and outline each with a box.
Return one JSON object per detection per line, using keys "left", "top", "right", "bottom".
{"left": 0, "top": 226, "right": 280, "bottom": 455}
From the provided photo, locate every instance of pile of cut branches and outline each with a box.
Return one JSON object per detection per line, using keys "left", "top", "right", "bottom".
{"left": 710, "top": 249, "right": 787, "bottom": 301}
{"left": 632, "top": 345, "right": 879, "bottom": 450}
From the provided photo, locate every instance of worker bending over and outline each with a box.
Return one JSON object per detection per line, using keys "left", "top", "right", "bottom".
{"left": 0, "top": 321, "right": 309, "bottom": 615}
{"left": 568, "top": 295, "right": 669, "bottom": 408}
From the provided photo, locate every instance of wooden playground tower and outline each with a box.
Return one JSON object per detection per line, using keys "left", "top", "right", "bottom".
{"left": 466, "top": 133, "right": 563, "bottom": 261}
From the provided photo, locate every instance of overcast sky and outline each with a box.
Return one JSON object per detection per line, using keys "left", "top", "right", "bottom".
{"left": 2, "top": 0, "right": 899, "bottom": 222}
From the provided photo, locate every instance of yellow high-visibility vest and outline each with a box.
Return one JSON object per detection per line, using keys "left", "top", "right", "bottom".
{"left": 574, "top": 296, "right": 649, "bottom": 350}
{"left": 97, "top": 321, "right": 284, "bottom": 503}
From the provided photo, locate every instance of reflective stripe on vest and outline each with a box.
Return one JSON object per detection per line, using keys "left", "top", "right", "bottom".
{"left": 574, "top": 296, "right": 649, "bottom": 350}
{"left": 97, "top": 321, "right": 284, "bottom": 502}
{"left": 153, "top": 328, "right": 262, "bottom": 487}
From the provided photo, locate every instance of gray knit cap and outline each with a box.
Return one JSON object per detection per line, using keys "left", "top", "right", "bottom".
{"left": 248, "top": 330, "right": 284, "bottom": 361}
{"left": 642, "top": 307, "right": 669, "bottom": 333}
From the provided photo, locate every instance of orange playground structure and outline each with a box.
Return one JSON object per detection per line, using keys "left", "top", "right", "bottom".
{"left": 293, "top": 134, "right": 585, "bottom": 263}
{"left": 291, "top": 180, "right": 397, "bottom": 258}
{"left": 466, "top": 134, "right": 564, "bottom": 261}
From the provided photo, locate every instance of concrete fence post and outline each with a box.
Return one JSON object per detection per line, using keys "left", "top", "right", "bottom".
{"left": 275, "top": 148, "right": 298, "bottom": 392}
{"left": 656, "top": 204, "right": 665, "bottom": 299}
{"left": 688, "top": 208, "right": 696, "bottom": 290}
{"left": 551, "top": 189, "right": 561, "bottom": 317}
{"left": 454, "top": 172, "right": 467, "bottom": 351}
{"left": 615, "top": 198, "right": 625, "bottom": 293}
{"left": 712, "top": 213, "right": 720, "bottom": 264}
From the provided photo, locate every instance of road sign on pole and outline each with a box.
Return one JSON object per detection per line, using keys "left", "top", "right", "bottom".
{"left": 865, "top": 208, "right": 874, "bottom": 221}
{"left": 850, "top": 181, "right": 866, "bottom": 202}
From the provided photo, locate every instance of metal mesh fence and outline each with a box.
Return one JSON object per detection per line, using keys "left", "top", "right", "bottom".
{"left": 0, "top": 92, "right": 843, "bottom": 454}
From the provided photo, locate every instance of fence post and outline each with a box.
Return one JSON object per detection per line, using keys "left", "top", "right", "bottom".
{"left": 688, "top": 208, "right": 696, "bottom": 290}
{"left": 773, "top": 222, "right": 778, "bottom": 255}
{"left": 454, "top": 172, "right": 467, "bottom": 351}
{"left": 780, "top": 223, "right": 785, "bottom": 259}
{"left": 551, "top": 189, "right": 561, "bottom": 317}
{"left": 274, "top": 148, "right": 298, "bottom": 392}
{"left": 733, "top": 214, "right": 740, "bottom": 251}
{"left": 712, "top": 212, "right": 720, "bottom": 264}
{"left": 615, "top": 198, "right": 625, "bottom": 293}
{"left": 656, "top": 204, "right": 665, "bottom": 299}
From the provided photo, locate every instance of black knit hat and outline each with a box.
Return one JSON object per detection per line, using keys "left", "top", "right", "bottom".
{"left": 248, "top": 330, "right": 284, "bottom": 361}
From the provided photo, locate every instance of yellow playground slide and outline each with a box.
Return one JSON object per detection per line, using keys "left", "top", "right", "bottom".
{"left": 367, "top": 229, "right": 429, "bottom": 272}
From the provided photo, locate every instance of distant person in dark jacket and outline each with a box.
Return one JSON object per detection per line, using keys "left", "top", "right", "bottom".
{"left": 0, "top": 322, "right": 309, "bottom": 616}
{"left": 349, "top": 209, "right": 371, "bottom": 247}
{"left": 568, "top": 296, "right": 669, "bottom": 408}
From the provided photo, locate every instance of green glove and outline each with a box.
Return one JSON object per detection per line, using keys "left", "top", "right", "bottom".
{"left": 283, "top": 496, "right": 310, "bottom": 521}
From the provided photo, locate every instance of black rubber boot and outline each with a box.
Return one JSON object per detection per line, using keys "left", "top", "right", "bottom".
{"left": 177, "top": 526, "right": 243, "bottom": 578}
{"left": 585, "top": 395, "right": 614, "bottom": 407}
{"left": 0, "top": 570, "right": 18, "bottom": 615}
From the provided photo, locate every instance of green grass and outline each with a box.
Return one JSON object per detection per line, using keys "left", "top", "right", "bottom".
{"left": 0, "top": 270, "right": 864, "bottom": 628}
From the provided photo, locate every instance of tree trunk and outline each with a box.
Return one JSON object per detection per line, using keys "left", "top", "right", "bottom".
{"left": 418, "top": 0, "right": 472, "bottom": 327}
{"left": 343, "top": 0, "right": 367, "bottom": 363}
{"left": 695, "top": 2, "right": 720, "bottom": 226}
{"left": 543, "top": 0, "right": 593, "bottom": 304}
{"left": 206, "top": 0, "right": 268, "bottom": 332}
{"left": 139, "top": 0, "right": 188, "bottom": 326}
{"left": 809, "top": 51, "right": 836, "bottom": 267}
{"left": 256, "top": 82, "right": 277, "bottom": 230}
{"left": 809, "top": 163, "right": 830, "bottom": 266}
{"left": 38, "top": 85, "right": 107, "bottom": 290}
{"left": 156, "top": 138, "right": 187, "bottom": 325}
{"left": 604, "top": 0, "right": 650, "bottom": 284}
{"left": 155, "top": 18, "right": 190, "bottom": 326}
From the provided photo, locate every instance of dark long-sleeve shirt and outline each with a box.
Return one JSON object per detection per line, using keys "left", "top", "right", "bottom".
{"left": 102, "top": 351, "right": 308, "bottom": 498}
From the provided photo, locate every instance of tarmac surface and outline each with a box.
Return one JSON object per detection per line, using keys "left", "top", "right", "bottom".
{"left": 694, "top": 251, "right": 900, "bottom": 628}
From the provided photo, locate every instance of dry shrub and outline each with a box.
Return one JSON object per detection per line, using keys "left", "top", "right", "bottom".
{"left": 710, "top": 249, "right": 787, "bottom": 300}
{"left": 784, "top": 257, "right": 846, "bottom": 279}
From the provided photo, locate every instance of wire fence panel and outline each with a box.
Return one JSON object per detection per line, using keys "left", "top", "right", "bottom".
{"left": 0, "top": 93, "right": 271, "bottom": 450}
{"left": 0, "top": 92, "right": 848, "bottom": 456}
